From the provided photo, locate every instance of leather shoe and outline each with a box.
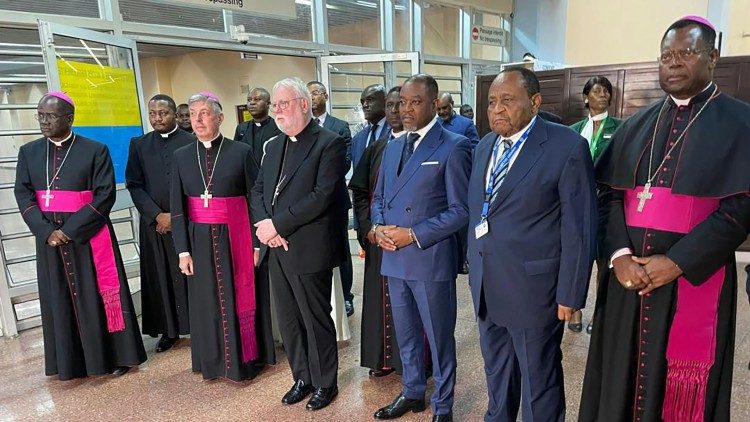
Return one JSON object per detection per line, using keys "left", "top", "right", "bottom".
{"left": 306, "top": 385, "right": 338, "bottom": 411}
{"left": 282, "top": 379, "right": 313, "bottom": 405}
{"left": 369, "top": 367, "right": 395, "bottom": 377}
{"left": 585, "top": 321, "right": 594, "bottom": 335}
{"left": 155, "top": 335, "right": 178, "bottom": 353}
{"left": 374, "top": 394, "right": 426, "bottom": 419}
{"left": 345, "top": 300, "right": 354, "bottom": 317}
{"left": 111, "top": 366, "right": 130, "bottom": 376}
{"left": 432, "top": 411, "right": 453, "bottom": 422}
{"left": 567, "top": 322, "right": 583, "bottom": 332}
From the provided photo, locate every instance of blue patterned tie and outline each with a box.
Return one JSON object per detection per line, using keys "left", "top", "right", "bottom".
{"left": 398, "top": 133, "right": 420, "bottom": 175}
{"left": 490, "top": 138, "right": 513, "bottom": 204}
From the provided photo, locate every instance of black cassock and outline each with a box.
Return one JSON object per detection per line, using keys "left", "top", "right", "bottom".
{"left": 580, "top": 86, "right": 750, "bottom": 421}
{"left": 171, "top": 136, "right": 275, "bottom": 381}
{"left": 349, "top": 138, "right": 402, "bottom": 373}
{"left": 14, "top": 134, "right": 146, "bottom": 380}
{"left": 126, "top": 128, "right": 193, "bottom": 338}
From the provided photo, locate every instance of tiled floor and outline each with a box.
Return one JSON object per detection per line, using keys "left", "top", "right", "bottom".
{"left": 1, "top": 258, "right": 749, "bottom": 421}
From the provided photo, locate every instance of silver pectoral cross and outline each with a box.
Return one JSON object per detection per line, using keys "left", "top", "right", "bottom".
{"left": 636, "top": 182, "right": 653, "bottom": 212}
{"left": 272, "top": 175, "right": 285, "bottom": 206}
{"left": 42, "top": 189, "right": 54, "bottom": 207}
{"left": 200, "top": 189, "right": 212, "bottom": 208}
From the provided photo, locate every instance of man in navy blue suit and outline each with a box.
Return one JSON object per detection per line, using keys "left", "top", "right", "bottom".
{"left": 371, "top": 74, "right": 471, "bottom": 422}
{"left": 307, "top": 80, "right": 356, "bottom": 316}
{"left": 467, "top": 67, "right": 597, "bottom": 422}
{"left": 351, "top": 84, "right": 390, "bottom": 171}
{"left": 437, "top": 92, "right": 480, "bottom": 148}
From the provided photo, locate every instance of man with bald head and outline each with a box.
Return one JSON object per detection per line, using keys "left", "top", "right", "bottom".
{"left": 436, "top": 92, "right": 479, "bottom": 148}
{"left": 15, "top": 92, "right": 147, "bottom": 379}
{"left": 581, "top": 16, "right": 750, "bottom": 421}
{"left": 171, "top": 91, "right": 275, "bottom": 381}
{"left": 126, "top": 94, "right": 194, "bottom": 353}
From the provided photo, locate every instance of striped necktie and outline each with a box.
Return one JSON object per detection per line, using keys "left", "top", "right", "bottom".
{"left": 490, "top": 138, "right": 513, "bottom": 204}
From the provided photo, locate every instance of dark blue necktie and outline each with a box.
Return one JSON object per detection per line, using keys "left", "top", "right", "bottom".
{"left": 398, "top": 133, "right": 420, "bottom": 175}
{"left": 490, "top": 138, "right": 513, "bottom": 204}
{"left": 368, "top": 123, "right": 379, "bottom": 146}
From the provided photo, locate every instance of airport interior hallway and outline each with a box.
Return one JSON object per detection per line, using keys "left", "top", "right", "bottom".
{"left": 2, "top": 256, "right": 749, "bottom": 421}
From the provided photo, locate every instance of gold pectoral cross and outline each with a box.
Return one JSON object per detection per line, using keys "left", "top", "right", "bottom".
{"left": 636, "top": 182, "right": 653, "bottom": 212}
{"left": 200, "top": 189, "right": 213, "bottom": 208}
{"left": 42, "top": 189, "right": 54, "bottom": 207}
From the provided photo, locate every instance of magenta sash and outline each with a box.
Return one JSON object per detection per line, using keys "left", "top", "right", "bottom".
{"left": 187, "top": 196, "right": 258, "bottom": 363}
{"left": 36, "top": 190, "right": 125, "bottom": 333}
{"left": 624, "top": 187, "right": 722, "bottom": 422}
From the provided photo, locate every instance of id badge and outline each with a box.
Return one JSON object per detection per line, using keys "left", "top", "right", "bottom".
{"left": 475, "top": 220, "right": 489, "bottom": 239}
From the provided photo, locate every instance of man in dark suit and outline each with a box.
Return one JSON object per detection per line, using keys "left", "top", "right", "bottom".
{"left": 252, "top": 77, "right": 348, "bottom": 411}
{"left": 467, "top": 67, "right": 597, "bottom": 422}
{"left": 437, "top": 92, "right": 480, "bottom": 148}
{"left": 233, "top": 87, "right": 282, "bottom": 177}
{"left": 371, "top": 74, "right": 472, "bottom": 422}
{"left": 307, "top": 80, "right": 356, "bottom": 317}
{"left": 351, "top": 84, "right": 390, "bottom": 171}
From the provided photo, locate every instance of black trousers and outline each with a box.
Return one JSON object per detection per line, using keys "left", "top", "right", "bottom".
{"left": 269, "top": 250, "right": 338, "bottom": 388}
{"left": 340, "top": 237, "right": 354, "bottom": 302}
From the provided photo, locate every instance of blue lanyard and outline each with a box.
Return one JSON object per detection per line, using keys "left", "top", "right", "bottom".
{"left": 481, "top": 118, "right": 536, "bottom": 220}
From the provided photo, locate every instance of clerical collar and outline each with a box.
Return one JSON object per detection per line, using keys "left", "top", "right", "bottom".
{"left": 588, "top": 111, "right": 608, "bottom": 121}
{"left": 289, "top": 136, "right": 298, "bottom": 143}
{"left": 159, "top": 124, "right": 178, "bottom": 138}
{"left": 254, "top": 117, "right": 270, "bottom": 127}
{"left": 504, "top": 116, "right": 538, "bottom": 145}
{"left": 199, "top": 134, "right": 222, "bottom": 149}
{"left": 410, "top": 116, "right": 439, "bottom": 140}
{"left": 315, "top": 112, "right": 327, "bottom": 126}
{"left": 48, "top": 131, "right": 73, "bottom": 147}
{"left": 670, "top": 83, "right": 713, "bottom": 106}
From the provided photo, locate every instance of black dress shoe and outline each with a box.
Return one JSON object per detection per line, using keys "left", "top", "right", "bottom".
{"left": 374, "top": 394, "right": 426, "bottom": 419}
{"left": 369, "top": 367, "right": 395, "bottom": 377}
{"left": 282, "top": 379, "right": 314, "bottom": 405}
{"left": 567, "top": 322, "right": 583, "bottom": 332}
{"left": 111, "top": 366, "right": 130, "bottom": 376}
{"left": 155, "top": 335, "right": 179, "bottom": 353}
{"left": 585, "top": 321, "right": 593, "bottom": 334}
{"left": 345, "top": 300, "right": 354, "bottom": 317}
{"left": 306, "top": 385, "right": 338, "bottom": 411}
{"left": 432, "top": 411, "right": 453, "bottom": 422}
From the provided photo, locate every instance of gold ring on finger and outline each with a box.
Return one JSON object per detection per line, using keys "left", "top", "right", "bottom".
{"left": 625, "top": 280, "right": 633, "bottom": 288}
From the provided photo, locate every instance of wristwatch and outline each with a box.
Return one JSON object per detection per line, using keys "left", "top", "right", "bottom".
{"left": 371, "top": 224, "right": 380, "bottom": 233}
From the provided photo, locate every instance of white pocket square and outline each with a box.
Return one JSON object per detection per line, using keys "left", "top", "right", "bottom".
{"left": 421, "top": 161, "right": 439, "bottom": 166}
{"left": 603, "top": 134, "right": 612, "bottom": 139}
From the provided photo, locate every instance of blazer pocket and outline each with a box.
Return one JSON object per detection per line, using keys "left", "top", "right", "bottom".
{"left": 603, "top": 134, "right": 612, "bottom": 139}
{"left": 524, "top": 257, "right": 561, "bottom": 276}
{"left": 420, "top": 161, "right": 439, "bottom": 166}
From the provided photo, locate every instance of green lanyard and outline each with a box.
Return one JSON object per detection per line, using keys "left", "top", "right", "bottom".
{"left": 589, "top": 117, "right": 607, "bottom": 159}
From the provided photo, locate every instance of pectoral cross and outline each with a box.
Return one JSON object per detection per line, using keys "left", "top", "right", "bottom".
{"left": 272, "top": 175, "right": 285, "bottom": 206}
{"left": 200, "top": 189, "right": 212, "bottom": 208}
{"left": 636, "top": 182, "right": 653, "bottom": 212}
{"left": 42, "top": 189, "right": 54, "bottom": 208}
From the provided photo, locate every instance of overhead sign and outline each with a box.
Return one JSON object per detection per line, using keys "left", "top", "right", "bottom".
{"left": 173, "top": 0, "right": 296, "bottom": 19}
{"left": 471, "top": 25, "right": 506, "bottom": 47}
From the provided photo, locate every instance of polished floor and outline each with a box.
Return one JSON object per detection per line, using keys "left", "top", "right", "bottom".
{"left": 2, "top": 257, "right": 749, "bottom": 421}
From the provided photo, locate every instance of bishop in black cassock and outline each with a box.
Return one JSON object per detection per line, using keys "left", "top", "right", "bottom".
{"left": 580, "top": 17, "right": 750, "bottom": 422}
{"left": 15, "top": 92, "right": 146, "bottom": 380}
{"left": 126, "top": 95, "right": 193, "bottom": 352}
{"left": 172, "top": 92, "right": 274, "bottom": 382}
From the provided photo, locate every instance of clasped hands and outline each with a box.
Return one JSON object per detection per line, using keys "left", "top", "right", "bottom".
{"left": 612, "top": 254, "right": 682, "bottom": 295}
{"left": 46, "top": 229, "right": 70, "bottom": 247}
{"left": 155, "top": 212, "right": 171, "bottom": 234}
{"left": 373, "top": 225, "right": 414, "bottom": 251}
{"left": 254, "top": 218, "right": 288, "bottom": 251}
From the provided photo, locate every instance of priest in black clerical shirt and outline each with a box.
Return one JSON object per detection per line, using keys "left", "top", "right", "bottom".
{"left": 15, "top": 92, "right": 146, "bottom": 379}
{"left": 171, "top": 91, "right": 275, "bottom": 382}
{"left": 233, "top": 87, "right": 282, "bottom": 179}
{"left": 126, "top": 94, "right": 194, "bottom": 353}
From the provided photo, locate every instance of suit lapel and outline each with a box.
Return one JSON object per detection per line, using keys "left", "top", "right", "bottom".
{"left": 490, "top": 120, "right": 546, "bottom": 213}
{"left": 474, "top": 134, "right": 496, "bottom": 192}
{"left": 276, "top": 121, "right": 318, "bottom": 194}
{"left": 389, "top": 123, "right": 442, "bottom": 200}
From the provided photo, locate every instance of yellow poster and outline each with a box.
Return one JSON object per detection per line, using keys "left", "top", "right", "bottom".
{"left": 56, "top": 59, "right": 142, "bottom": 126}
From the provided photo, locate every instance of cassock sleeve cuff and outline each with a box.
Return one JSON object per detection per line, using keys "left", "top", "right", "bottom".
{"left": 609, "top": 248, "right": 632, "bottom": 268}
{"left": 178, "top": 252, "right": 190, "bottom": 258}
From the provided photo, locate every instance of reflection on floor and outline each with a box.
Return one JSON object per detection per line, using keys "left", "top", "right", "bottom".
{"left": 1, "top": 259, "right": 749, "bottom": 421}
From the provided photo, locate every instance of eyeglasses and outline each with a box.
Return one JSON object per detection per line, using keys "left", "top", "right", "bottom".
{"left": 658, "top": 48, "right": 712, "bottom": 64}
{"left": 270, "top": 97, "right": 303, "bottom": 111}
{"left": 34, "top": 113, "right": 69, "bottom": 122}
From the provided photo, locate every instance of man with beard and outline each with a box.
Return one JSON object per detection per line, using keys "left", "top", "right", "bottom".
{"left": 15, "top": 91, "right": 146, "bottom": 379}
{"left": 580, "top": 16, "right": 750, "bottom": 421}
{"left": 126, "top": 94, "right": 194, "bottom": 353}
{"left": 252, "top": 77, "right": 347, "bottom": 410}
{"left": 172, "top": 91, "right": 275, "bottom": 381}
{"left": 176, "top": 103, "right": 193, "bottom": 133}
